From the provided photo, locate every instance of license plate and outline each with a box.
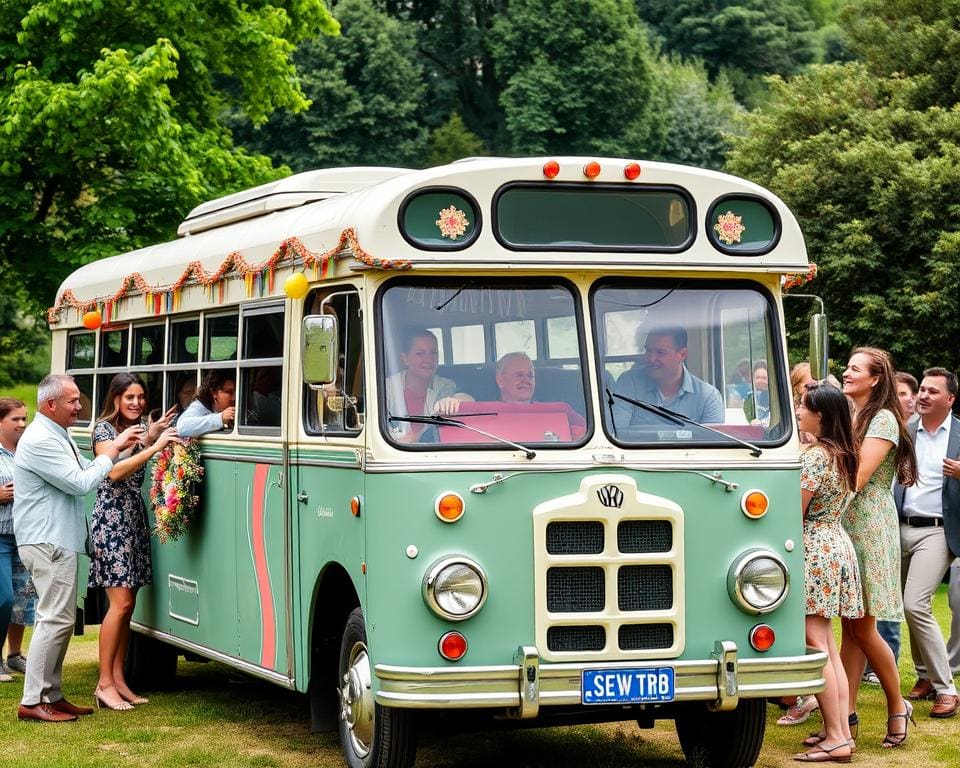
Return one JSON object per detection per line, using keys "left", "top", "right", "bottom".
{"left": 581, "top": 667, "right": 675, "bottom": 705}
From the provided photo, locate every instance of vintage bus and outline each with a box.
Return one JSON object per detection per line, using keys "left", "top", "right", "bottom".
{"left": 49, "top": 157, "right": 826, "bottom": 768}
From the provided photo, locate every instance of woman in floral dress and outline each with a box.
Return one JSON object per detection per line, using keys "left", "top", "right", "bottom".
{"left": 90, "top": 373, "right": 178, "bottom": 710}
{"left": 840, "top": 348, "right": 917, "bottom": 748}
{"left": 794, "top": 384, "right": 862, "bottom": 763}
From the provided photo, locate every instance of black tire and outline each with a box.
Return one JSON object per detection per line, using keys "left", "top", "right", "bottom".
{"left": 674, "top": 698, "right": 766, "bottom": 768}
{"left": 124, "top": 630, "right": 179, "bottom": 689}
{"left": 338, "top": 608, "right": 416, "bottom": 768}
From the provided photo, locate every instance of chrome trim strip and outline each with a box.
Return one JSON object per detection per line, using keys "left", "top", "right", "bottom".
{"left": 291, "top": 458, "right": 363, "bottom": 469}
{"left": 375, "top": 648, "right": 826, "bottom": 710}
{"left": 362, "top": 460, "right": 801, "bottom": 473}
{"left": 129, "top": 621, "right": 296, "bottom": 689}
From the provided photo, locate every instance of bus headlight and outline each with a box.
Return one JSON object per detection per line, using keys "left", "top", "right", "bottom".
{"left": 727, "top": 549, "right": 788, "bottom": 614}
{"left": 423, "top": 557, "right": 488, "bottom": 621}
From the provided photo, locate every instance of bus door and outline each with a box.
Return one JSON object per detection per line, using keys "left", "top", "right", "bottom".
{"left": 293, "top": 287, "right": 368, "bottom": 667}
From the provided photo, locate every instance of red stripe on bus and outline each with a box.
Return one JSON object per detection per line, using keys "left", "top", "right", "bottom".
{"left": 251, "top": 464, "right": 276, "bottom": 668}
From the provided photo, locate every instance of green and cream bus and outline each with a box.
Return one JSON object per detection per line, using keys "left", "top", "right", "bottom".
{"left": 51, "top": 157, "right": 826, "bottom": 768}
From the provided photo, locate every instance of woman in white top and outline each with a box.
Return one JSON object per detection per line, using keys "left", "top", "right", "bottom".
{"left": 177, "top": 371, "right": 237, "bottom": 438}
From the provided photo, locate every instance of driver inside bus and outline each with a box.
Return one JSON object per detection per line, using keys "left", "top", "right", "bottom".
{"left": 495, "top": 352, "right": 536, "bottom": 403}
{"left": 385, "top": 328, "right": 472, "bottom": 442}
{"left": 612, "top": 324, "right": 724, "bottom": 428}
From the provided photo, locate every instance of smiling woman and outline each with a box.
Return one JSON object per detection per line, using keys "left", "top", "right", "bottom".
{"left": 89, "top": 372, "right": 178, "bottom": 711}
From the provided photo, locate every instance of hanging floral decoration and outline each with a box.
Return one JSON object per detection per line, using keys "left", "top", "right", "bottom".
{"left": 782, "top": 262, "right": 818, "bottom": 291}
{"left": 48, "top": 228, "right": 412, "bottom": 326}
{"left": 150, "top": 439, "right": 204, "bottom": 544}
{"left": 713, "top": 210, "right": 746, "bottom": 245}
{"left": 435, "top": 205, "right": 470, "bottom": 239}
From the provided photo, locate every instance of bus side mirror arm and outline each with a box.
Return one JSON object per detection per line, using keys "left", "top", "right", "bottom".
{"left": 785, "top": 293, "right": 829, "bottom": 381}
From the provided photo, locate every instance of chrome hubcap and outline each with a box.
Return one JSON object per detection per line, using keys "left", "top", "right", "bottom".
{"left": 340, "top": 641, "right": 374, "bottom": 756}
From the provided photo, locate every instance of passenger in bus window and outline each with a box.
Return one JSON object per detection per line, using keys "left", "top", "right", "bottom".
{"left": 173, "top": 374, "right": 197, "bottom": 416}
{"left": 742, "top": 360, "right": 770, "bottom": 425}
{"left": 495, "top": 352, "right": 536, "bottom": 403}
{"left": 494, "top": 352, "right": 586, "bottom": 440}
{"left": 385, "top": 328, "right": 472, "bottom": 442}
{"left": 89, "top": 373, "right": 179, "bottom": 711}
{"left": 612, "top": 325, "right": 724, "bottom": 427}
{"left": 249, "top": 367, "right": 282, "bottom": 427}
{"left": 176, "top": 371, "right": 236, "bottom": 437}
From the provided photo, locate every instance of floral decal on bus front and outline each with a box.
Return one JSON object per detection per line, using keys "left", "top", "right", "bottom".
{"left": 713, "top": 211, "right": 746, "bottom": 245}
{"left": 436, "top": 205, "right": 470, "bottom": 239}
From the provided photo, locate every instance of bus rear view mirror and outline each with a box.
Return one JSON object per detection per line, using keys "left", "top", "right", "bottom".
{"left": 302, "top": 315, "right": 338, "bottom": 385}
{"left": 808, "top": 313, "right": 829, "bottom": 382}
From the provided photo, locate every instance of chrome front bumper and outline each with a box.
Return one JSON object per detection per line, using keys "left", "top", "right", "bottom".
{"left": 376, "top": 641, "right": 827, "bottom": 717}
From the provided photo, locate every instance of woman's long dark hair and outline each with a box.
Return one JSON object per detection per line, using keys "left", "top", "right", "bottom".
{"left": 849, "top": 346, "right": 917, "bottom": 486}
{"left": 98, "top": 373, "right": 148, "bottom": 430}
{"left": 803, "top": 384, "right": 859, "bottom": 492}
{"left": 196, "top": 370, "right": 235, "bottom": 410}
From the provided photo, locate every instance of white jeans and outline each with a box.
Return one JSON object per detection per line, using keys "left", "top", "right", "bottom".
{"left": 17, "top": 543, "right": 78, "bottom": 705}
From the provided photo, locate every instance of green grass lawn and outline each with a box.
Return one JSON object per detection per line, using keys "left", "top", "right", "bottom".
{"left": 2, "top": 593, "right": 957, "bottom": 767}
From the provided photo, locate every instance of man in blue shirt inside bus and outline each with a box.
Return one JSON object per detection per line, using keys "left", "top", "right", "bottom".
{"left": 612, "top": 325, "right": 725, "bottom": 429}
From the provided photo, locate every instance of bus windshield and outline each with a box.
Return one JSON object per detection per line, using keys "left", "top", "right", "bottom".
{"left": 593, "top": 280, "right": 789, "bottom": 447}
{"left": 379, "top": 279, "right": 589, "bottom": 448}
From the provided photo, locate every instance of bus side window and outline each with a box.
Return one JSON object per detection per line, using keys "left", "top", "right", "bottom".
{"left": 239, "top": 306, "right": 284, "bottom": 431}
{"left": 304, "top": 288, "right": 364, "bottom": 435}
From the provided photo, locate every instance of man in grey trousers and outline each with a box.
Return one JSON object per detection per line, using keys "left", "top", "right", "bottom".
{"left": 13, "top": 374, "right": 140, "bottom": 722}
{"left": 894, "top": 367, "right": 960, "bottom": 718}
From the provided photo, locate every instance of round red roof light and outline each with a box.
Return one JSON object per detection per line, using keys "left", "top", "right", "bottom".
{"left": 624, "top": 163, "right": 642, "bottom": 180}
{"left": 542, "top": 160, "right": 560, "bottom": 179}
{"left": 583, "top": 161, "right": 602, "bottom": 179}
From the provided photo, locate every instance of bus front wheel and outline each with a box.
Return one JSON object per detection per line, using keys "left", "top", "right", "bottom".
{"left": 338, "top": 608, "right": 416, "bottom": 768}
{"left": 674, "top": 698, "right": 766, "bottom": 768}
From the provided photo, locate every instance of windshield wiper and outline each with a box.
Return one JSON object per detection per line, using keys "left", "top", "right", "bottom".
{"left": 388, "top": 414, "right": 537, "bottom": 460}
{"left": 605, "top": 389, "right": 762, "bottom": 457}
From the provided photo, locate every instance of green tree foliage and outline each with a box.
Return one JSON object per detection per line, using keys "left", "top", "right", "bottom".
{"left": 639, "top": 0, "right": 817, "bottom": 77}
{"left": 490, "top": 0, "right": 665, "bottom": 155}
{"left": 727, "top": 53, "right": 960, "bottom": 372}
{"left": 0, "top": 291, "right": 50, "bottom": 388}
{"left": 842, "top": 0, "right": 960, "bottom": 108}
{"left": 428, "top": 114, "right": 488, "bottom": 167}
{"left": 231, "top": 0, "right": 428, "bottom": 171}
{"left": 655, "top": 58, "right": 741, "bottom": 170}
{"left": 382, "top": 0, "right": 505, "bottom": 148}
{"left": 0, "top": 0, "right": 337, "bottom": 312}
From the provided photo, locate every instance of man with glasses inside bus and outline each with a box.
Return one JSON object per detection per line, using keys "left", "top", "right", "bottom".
{"left": 612, "top": 324, "right": 724, "bottom": 429}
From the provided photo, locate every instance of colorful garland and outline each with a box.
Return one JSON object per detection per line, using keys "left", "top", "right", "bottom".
{"left": 150, "top": 439, "right": 204, "bottom": 544}
{"left": 782, "top": 262, "right": 818, "bottom": 291}
{"left": 48, "top": 228, "right": 412, "bottom": 326}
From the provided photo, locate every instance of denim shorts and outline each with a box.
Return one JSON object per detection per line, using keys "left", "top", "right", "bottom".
{"left": 11, "top": 551, "right": 36, "bottom": 626}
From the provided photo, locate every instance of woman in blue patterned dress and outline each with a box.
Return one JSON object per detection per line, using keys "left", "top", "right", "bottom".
{"left": 90, "top": 373, "right": 178, "bottom": 710}
{"left": 840, "top": 348, "right": 917, "bottom": 748}
{"left": 794, "top": 384, "right": 862, "bottom": 763}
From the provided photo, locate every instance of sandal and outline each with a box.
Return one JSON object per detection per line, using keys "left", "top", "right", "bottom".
{"left": 881, "top": 699, "right": 915, "bottom": 748}
{"left": 804, "top": 712, "right": 857, "bottom": 747}
{"left": 778, "top": 696, "right": 819, "bottom": 726}
{"left": 793, "top": 742, "right": 853, "bottom": 763}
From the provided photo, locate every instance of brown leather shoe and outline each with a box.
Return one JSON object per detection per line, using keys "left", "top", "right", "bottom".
{"left": 930, "top": 693, "right": 960, "bottom": 718}
{"left": 17, "top": 703, "right": 77, "bottom": 722}
{"left": 907, "top": 678, "right": 935, "bottom": 701}
{"left": 51, "top": 697, "right": 94, "bottom": 716}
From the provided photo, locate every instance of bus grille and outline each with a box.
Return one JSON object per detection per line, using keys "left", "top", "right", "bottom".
{"left": 534, "top": 476, "right": 685, "bottom": 662}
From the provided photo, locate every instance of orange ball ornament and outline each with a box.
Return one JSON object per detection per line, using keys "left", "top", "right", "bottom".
{"left": 81, "top": 309, "right": 102, "bottom": 330}
{"left": 284, "top": 272, "right": 309, "bottom": 299}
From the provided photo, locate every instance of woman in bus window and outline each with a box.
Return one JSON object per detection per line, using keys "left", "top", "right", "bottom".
{"left": 177, "top": 371, "right": 236, "bottom": 437}
{"left": 89, "top": 373, "right": 178, "bottom": 710}
{"left": 385, "top": 328, "right": 471, "bottom": 442}
{"left": 839, "top": 347, "right": 917, "bottom": 748}
{"left": 793, "top": 384, "right": 862, "bottom": 762}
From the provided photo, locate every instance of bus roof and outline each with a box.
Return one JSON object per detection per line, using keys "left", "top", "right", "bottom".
{"left": 50, "top": 157, "right": 809, "bottom": 328}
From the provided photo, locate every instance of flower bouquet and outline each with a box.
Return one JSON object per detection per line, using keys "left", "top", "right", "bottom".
{"left": 150, "top": 439, "right": 204, "bottom": 543}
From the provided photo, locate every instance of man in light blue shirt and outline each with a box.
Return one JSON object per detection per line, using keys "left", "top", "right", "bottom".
{"left": 612, "top": 325, "right": 724, "bottom": 429}
{"left": 13, "top": 374, "right": 140, "bottom": 722}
